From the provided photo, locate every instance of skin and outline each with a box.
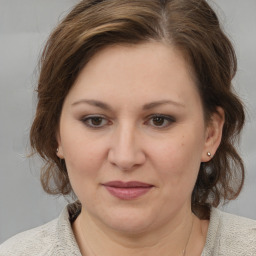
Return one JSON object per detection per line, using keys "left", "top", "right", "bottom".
{"left": 57, "top": 42, "right": 224, "bottom": 256}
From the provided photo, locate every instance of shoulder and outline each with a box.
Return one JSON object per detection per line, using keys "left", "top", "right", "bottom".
{"left": 0, "top": 218, "right": 58, "bottom": 256}
{"left": 203, "top": 208, "right": 256, "bottom": 256}
{"left": 0, "top": 203, "right": 81, "bottom": 256}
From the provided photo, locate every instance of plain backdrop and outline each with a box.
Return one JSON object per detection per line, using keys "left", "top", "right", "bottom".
{"left": 0, "top": 0, "right": 256, "bottom": 244}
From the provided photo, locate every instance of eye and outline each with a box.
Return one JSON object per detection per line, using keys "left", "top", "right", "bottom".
{"left": 81, "top": 115, "right": 109, "bottom": 128}
{"left": 146, "top": 114, "right": 175, "bottom": 128}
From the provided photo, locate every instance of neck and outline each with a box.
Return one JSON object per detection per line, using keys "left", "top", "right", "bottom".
{"left": 72, "top": 207, "right": 200, "bottom": 256}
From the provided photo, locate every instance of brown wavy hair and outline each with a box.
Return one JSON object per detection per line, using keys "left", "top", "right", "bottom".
{"left": 30, "top": 0, "right": 245, "bottom": 219}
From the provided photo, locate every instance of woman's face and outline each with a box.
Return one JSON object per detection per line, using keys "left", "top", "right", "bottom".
{"left": 57, "top": 42, "right": 218, "bottom": 233}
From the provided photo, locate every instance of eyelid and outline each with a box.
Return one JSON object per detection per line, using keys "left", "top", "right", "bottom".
{"left": 80, "top": 114, "right": 176, "bottom": 129}
{"left": 145, "top": 114, "right": 176, "bottom": 128}
{"left": 81, "top": 114, "right": 111, "bottom": 129}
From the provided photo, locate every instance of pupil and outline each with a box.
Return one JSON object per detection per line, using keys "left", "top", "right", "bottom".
{"left": 153, "top": 117, "right": 164, "bottom": 126}
{"left": 92, "top": 117, "right": 102, "bottom": 125}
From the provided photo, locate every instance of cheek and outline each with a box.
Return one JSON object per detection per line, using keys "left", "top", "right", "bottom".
{"left": 61, "top": 129, "right": 106, "bottom": 188}
{"left": 64, "top": 143, "right": 105, "bottom": 202}
{"left": 150, "top": 132, "right": 204, "bottom": 184}
{"left": 148, "top": 136, "right": 203, "bottom": 208}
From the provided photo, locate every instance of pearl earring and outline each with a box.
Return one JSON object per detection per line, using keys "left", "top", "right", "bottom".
{"left": 207, "top": 152, "right": 211, "bottom": 157}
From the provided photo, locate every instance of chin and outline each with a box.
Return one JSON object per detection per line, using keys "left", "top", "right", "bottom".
{"left": 96, "top": 207, "right": 156, "bottom": 235}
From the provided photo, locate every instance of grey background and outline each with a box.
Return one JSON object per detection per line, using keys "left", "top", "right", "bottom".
{"left": 0, "top": 0, "right": 255, "bottom": 244}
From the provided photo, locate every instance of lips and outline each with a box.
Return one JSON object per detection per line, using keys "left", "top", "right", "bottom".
{"left": 103, "top": 181, "right": 154, "bottom": 200}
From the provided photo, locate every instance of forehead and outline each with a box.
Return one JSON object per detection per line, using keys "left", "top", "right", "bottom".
{"left": 65, "top": 42, "right": 201, "bottom": 111}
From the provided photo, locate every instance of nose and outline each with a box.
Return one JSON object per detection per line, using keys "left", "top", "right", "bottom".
{"left": 108, "top": 123, "right": 146, "bottom": 171}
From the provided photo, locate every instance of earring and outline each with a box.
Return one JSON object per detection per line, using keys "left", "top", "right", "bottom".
{"left": 207, "top": 152, "right": 211, "bottom": 157}
{"left": 56, "top": 148, "right": 59, "bottom": 153}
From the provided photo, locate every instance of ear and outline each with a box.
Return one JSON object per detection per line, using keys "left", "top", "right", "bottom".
{"left": 201, "top": 107, "right": 225, "bottom": 162}
{"left": 56, "top": 132, "right": 65, "bottom": 159}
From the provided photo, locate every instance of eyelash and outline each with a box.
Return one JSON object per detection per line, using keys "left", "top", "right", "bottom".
{"left": 81, "top": 114, "right": 176, "bottom": 129}
{"left": 81, "top": 115, "right": 110, "bottom": 129}
{"left": 146, "top": 114, "right": 176, "bottom": 128}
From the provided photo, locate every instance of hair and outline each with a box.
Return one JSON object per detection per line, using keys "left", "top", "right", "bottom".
{"left": 30, "top": 0, "right": 245, "bottom": 219}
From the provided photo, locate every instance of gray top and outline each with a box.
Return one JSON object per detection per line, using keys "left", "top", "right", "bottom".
{"left": 1, "top": 204, "right": 256, "bottom": 255}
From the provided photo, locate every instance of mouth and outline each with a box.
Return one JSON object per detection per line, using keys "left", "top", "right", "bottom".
{"left": 102, "top": 181, "right": 154, "bottom": 200}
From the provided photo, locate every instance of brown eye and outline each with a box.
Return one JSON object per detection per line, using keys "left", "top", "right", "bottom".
{"left": 152, "top": 116, "right": 165, "bottom": 126}
{"left": 82, "top": 115, "right": 109, "bottom": 128}
{"left": 91, "top": 117, "right": 103, "bottom": 126}
{"left": 146, "top": 114, "right": 176, "bottom": 129}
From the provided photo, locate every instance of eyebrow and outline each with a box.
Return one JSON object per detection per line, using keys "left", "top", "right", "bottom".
{"left": 71, "top": 99, "right": 185, "bottom": 110}
{"left": 72, "top": 99, "right": 113, "bottom": 110}
{"left": 142, "top": 100, "right": 185, "bottom": 110}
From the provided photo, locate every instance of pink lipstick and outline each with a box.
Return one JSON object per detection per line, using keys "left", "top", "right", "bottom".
{"left": 103, "top": 181, "right": 153, "bottom": 200}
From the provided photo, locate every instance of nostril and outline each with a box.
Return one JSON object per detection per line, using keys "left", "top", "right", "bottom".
{"left": 107, "top": 135, "right": 146, "bottom": 170}
{"left": 108, "top": 153, "right": 144, "bottom": 171}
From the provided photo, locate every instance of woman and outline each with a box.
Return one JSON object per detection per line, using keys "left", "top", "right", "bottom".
{"left": 0, "top": 0, "right": 255, "bottom": 255}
